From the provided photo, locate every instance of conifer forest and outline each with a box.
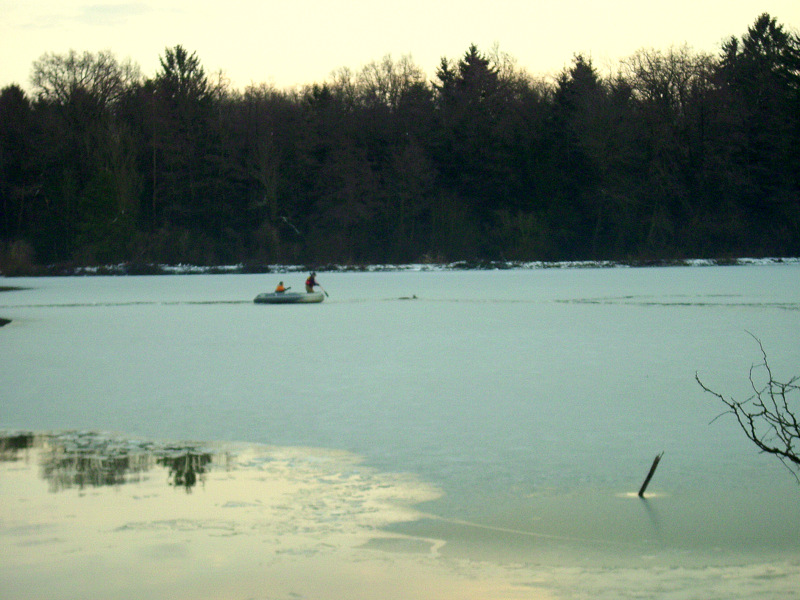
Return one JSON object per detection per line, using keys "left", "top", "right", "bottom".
{"left": 1, "top": 13, "right": 798, "bottom": 272}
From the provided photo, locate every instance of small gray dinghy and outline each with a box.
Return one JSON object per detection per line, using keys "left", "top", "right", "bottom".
{"left": 254, "top": 291, "right": 325, "bottom": 304}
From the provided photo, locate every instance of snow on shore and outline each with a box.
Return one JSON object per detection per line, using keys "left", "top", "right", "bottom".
{"left": 47, "top": 256, "right": 800, "bottom": 277}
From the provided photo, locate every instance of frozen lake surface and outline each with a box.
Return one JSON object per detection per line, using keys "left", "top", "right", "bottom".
{"left": 2, "top": 264, "right": 800, "bottom": 599}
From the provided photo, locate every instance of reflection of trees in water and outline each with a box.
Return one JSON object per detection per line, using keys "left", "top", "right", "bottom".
{"left": 0, "top": 432, "right": 35, "bottom": 461}
{"left": 41, "top": 443, "right": 153, "bottom": 492}
{"left": 158, "top": 451, "right": 212, "bottom": 491}
{"left": 0, "top": 431, "right": 225, "bottom": 492}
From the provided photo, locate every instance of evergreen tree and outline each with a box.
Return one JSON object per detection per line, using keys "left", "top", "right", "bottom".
{"left": 152, "top": 46, "right": 214, "bottom": 242}
{"left": 717, "top": 14, "right": 800, "bottom": 253}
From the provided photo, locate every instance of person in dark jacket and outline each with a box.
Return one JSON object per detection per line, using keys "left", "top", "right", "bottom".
{"left": 305, "top": 272, "right": 319, "bottom": 293}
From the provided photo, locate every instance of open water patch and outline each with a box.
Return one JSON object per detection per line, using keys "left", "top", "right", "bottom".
{"left": 0, "top": 429, "right": 440, "bottom": 502}
{"left": 0, "top": 430, "right": 455, "bottom": 599}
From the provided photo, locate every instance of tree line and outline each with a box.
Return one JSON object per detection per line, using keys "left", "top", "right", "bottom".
{"left": 1, "top": 13, "right": 798, "bottom": 272}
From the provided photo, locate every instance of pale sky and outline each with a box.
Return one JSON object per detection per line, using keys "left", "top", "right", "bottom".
{"left": 2, "top": 1, "right": 799, "bottom": 93}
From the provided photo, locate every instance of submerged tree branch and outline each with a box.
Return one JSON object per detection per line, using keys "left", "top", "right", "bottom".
{"left": 697, "top": 334, "right": 800, "bottom": 481}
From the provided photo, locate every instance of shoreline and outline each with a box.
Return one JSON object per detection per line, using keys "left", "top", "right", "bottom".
{"left": 1, "top": 256, "right": 799, "bottom": 278}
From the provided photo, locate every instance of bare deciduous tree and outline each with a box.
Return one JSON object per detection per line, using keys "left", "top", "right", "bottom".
{"left": 31, "top": 49, "right": 140, "bottom": 107}
{"left": 696, "top": 335, "right": 800, "bottom": 481}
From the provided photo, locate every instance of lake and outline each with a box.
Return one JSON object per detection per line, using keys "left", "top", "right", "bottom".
{"left": 2, "top": 264, "right": 799, "bottom": 599}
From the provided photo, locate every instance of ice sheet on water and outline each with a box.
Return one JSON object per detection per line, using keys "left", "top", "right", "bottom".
{"left": 2, "top": 264, "right": 800, "bottom": 596}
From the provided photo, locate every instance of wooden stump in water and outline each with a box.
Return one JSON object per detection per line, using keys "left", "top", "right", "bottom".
{"left": 638, "top": 452, "right": 664, "bottom": 497}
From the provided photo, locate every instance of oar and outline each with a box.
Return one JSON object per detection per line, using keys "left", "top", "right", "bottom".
{"left": 318, "top": 285, "right": 329, "bottom": 297}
